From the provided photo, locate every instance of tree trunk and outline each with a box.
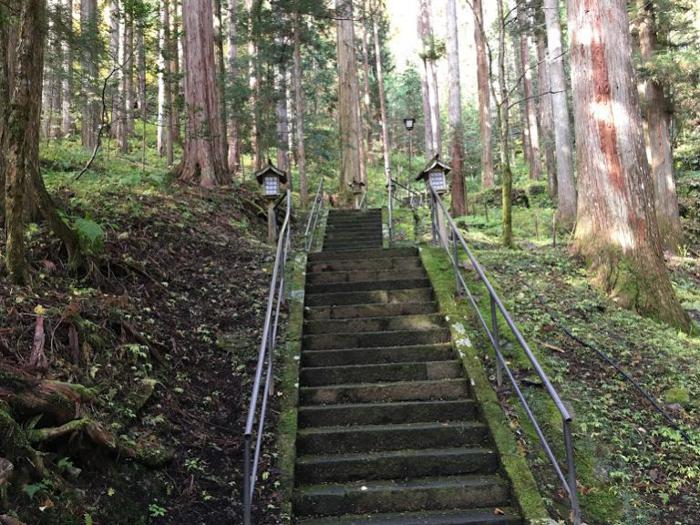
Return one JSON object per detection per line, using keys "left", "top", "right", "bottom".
{"left": 214, "top": 0, "right": 228, "bottom": 170}
{"left": 109, "top": 0, "right": 120, "bottom": 139}
{"left": 497, "top": 0, "right": 513, "bottom": 247}
{"left": 157, "top": 0, "right": 172, "bottom": 162}
{"left": 136, "top": 22, "right": 147, "bottom": 123}
{"left": 80, "top": 0, "right": 100, "bottom": 151}
{"left": 60, "top": 0, "right": 73, "bottom": 136}
{"left": 275, "top": 65, "right": 290, "bottom": 174}
{"left": 446, "top": 0, "right": 466, "bottom": 216}
{"left": 247, "top": 0, "right": 262, "bottom": 172}
{"left": 544, "top": 0, "right": 576, "bottom": 227}
{"left": 472, "top": 0, "right": 494, "bottom": 189}
{"left": 226, "top": 0, "right": 240, "bottom": 173}
{"left": 119, "top": 9, "right": 133, "bottom": 153}
{"left": 517, "top": 3, "right": 541, "bottom": 180}
{"left": 292, "top": 10, "right": 308, "bottom": 206}
{"left": 512, "top": 42, "right": 530, "bottom": 165}
{"left": 335, "top": 0, "right": 363, "bottom": 206}
{"left": 536, "top": 29, "right": 556, "bottom": 199}
{"left": 636, "top": 0, "right": 682, "bottom": 251}
{"left": 171, "top": 0, "right": 182, "bottom": 146}
{"left": 360, "top": 0, "right": 373, "bottom": 164}
{"left": 419, "top": 0, "right": 440, "bottom": 157}
{"left": 178, "top": 0, "right": 228, "bottom": 187}
{"left": 373, "top": 11, "right": 392, "bottom": 201}
{"left": 568, "top": 0, "right": 689, "bottom": 331}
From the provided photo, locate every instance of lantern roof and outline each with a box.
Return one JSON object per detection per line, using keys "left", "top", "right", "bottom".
{"left": 416, "top": 154, "right": 452, "bottom": 181}
{"left": 254, "top": 161, "right": 288, "bottom": 185}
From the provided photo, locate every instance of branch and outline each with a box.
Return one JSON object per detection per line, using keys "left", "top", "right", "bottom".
{"left": 507, "top": 89, "right": 566, "bottom": 111}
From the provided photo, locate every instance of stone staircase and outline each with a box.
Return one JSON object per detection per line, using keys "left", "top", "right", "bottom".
{"left": 293, "top": 209, "right": 523, "bottom": 524}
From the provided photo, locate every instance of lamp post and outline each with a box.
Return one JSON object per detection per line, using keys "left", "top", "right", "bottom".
{"left": 255, "top": 161, "right": 288, "bottom": 244}
{"left": 416, "top": 154, "right": 451, "bottom": 247}
{"left": 403, "top": 117, "right": 415, "bottom": 198}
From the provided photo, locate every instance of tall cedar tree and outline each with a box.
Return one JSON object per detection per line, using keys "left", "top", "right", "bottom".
{"left": 568, "top": 0, "right": 690, "bottom": 330}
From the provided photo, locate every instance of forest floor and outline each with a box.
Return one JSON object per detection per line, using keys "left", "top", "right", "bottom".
{"left": 392, "top": 171, "right": 700, "bottom": 525}
{"left": 0, "top": 143, "right": 287, "bottom": 524}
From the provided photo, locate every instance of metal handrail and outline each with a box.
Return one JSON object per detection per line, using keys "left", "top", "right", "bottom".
{"left": 303, "top": 179, "right": 324, "bottom": 252}
{"left": 358, "top": 190, "right": 367, "bottom": 209}
{"left": 243, "top": 189, "right": 293, "bottom": 525}
{"left": 428, "top": 186, "right": 581, "bottom": 525}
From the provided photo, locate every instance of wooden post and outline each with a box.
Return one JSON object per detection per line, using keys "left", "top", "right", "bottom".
{"left": 267, "top": 201, "right": 276, "bottom": 244}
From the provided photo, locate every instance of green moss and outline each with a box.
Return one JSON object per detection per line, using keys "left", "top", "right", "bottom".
{"left": 274, "top": 252, "right": 307, "bottom": 520}
{"left": 420, "top": 247, "right": 551, "bottom": 523}
{"left": 663, "top": 386, "right": 691, "bottom": 407}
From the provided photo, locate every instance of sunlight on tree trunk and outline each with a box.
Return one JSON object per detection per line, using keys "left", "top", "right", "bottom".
{"left": 568, "top": 0, "right": 690, "bottom": 331}
{"left": 178, "top": 0, "right": 228, "bottom": 187}
{"left": 446, "top": 0, "right": 466, "bottom": 216}
{"left": 471, "top": 0, "right": 494, "bottom": 189}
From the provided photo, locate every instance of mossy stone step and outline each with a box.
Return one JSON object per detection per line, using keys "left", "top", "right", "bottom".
{"left": 297, "top": 399, "right": 478, "bottom": 428}
{"left": 307, "top": 268, "right": 427, "bottom": 285}
{"left": 304, "top": 313, "right": 444, "bottom": 335}
{"left": 302, "top": 328, "right": 451, "bottom": 351}
{"left": 299, "top": 378, "right": 469, "bottom": 405}
{"left": 295, "top": 507, "right": 522, "bottom": 525}
{"left": 300, "top": 343, "right": 454, "bottom": 367}
{"left": 297, "top": 421, "right": 489, "bottom": 455}
{"left": 305, "top": 288, "right": 434, "bottom": 307}
{"left": 322, "top": 243, "right": 385, "bottom": 252}
{"left": 296, "top": 447, "right": 499, "bottom": 483}
{"left": 308, "top": 247, "right": 417, "bottom": 262}
{"left": 307, "top": 278, "right": 431, "bottom": 295}
{"left": 305, "top": 301, "right": 438, "bottom": 321}
{"left": 307, "top": 257, "right": 422, "bottom": 273}
{"left": 300, "top": 360, "right": 462, "bottom": 386}
{"left": 324, "top": 223, "right": 383, "bottom": 232}
{"left": 293, "top": 475, "right": 511, "bottom": 517}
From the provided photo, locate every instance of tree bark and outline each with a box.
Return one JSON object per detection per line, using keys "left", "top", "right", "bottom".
{"left": 80, "top": 0, "right": 100, "bottom": 151}
{"left": 275, "top": 65, "right": 290, "bottom": 174}
{"left": 136, "top": 22, "right": 147, "bottom": 123}
{"left": 517, "top": 3, "right": 541, "bottom": 180}
{"left": 119, "top": 10, "right": 134, "bottom": 152}
{"left": 472, "top": 0, "right": 494, "bottom": 189}
{"left": 568, "top": 0, "right": 689, "bottom": 331}
{"left": 636, "top": 0, "right": 682, "bottom": 251}
{"left": 544, "top": 0, "right": 576, "bottom": 227}
{"left": 109, "top": 0, "right": 120, "bottom": 139}
{"left": 60, "top": 0, "right": 73, "bottom": 136}
{"left": 536, "top": 28, "right": 556, "bottom": 199}
{"left": 360, "top": 0, "right": 373, "bottom": 165}
{"left": 446, "top": 0, "right": 466, "bottom": 216}
{"left": 335, "top": 0, "right": 363, "bottom": 206}
{"left": 157, "top": 0, "right": 174, "bottom": 164}
{"left": 214, "top": 0, "right": 228, "bottom": 170}
{"left": 247, "top": 0, "right": 262, "bottom": 172}
{"left": 0, "top": 1, "right": 18, "bottom": 225}
{"left": 418, "top": 0, "right": 440, "bottom": 157}
{"left": 372, "top": 9, "right": 392, "bottom": 202}
{"left": 226, "top": 0, "right": 240, "bottom": 173}
{"left": 497, "top": 0, "right": 513, "bottom": 247}
{"left": 292, "top": 9, "right": 308, "bottom": 206}
{"left": 178, "top": 0, "right": 228, "bottom": 186}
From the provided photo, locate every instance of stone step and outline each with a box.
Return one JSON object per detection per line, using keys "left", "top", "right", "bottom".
{"left": 297, "top": 421, "right": 489, "bottom": 455}
{"left": 293, "top": 475, "right": 511, "bottom": 517}
{"left": 322, "top": 242, "right": 384, "bottom": 252}
{"left": 307, "top": 268, "right": 427, "bottom": 285}
{"left": 299, "top": 378, "right": 469, "bottom": 405}
{"left": 300, "top": 360, "right": 462, "bottom": 386}
{"left": 324, "top": 223, "right": 383, "bottom": 232}
{"left": 324, "top": 219, "right": 382, "bottom": 228}
{"left": 307, "top": 278, "right": 432, "bottom": 295}
{"left": 307, "top": 257, "right": 422, "bottom": 273}
{"left": 304, "top": 313, "right": 444, "bottom": 334}
{"left": 297, "top": 399, "right": 478, "bottom": 428}
{"left": 327, "top": 209, "right": 381, "bottom": 216}
{"left": 309, "top": 247, "right": 417, "bottom": 262}
{"left": 305, "top": 288, "right": 433, "bottom": 307}
{"left": 302, "top": 328, "right": 451, "bottom": 351}
{"left": 296, "top": 507, "right": 522, "bottom": 525}
{"left": 300, "top": 343, "right": 454, "bottom": 367}
{"left": 305, "top": 301, "right": 438, "bottom": 321}
{"left": 296, "top": 447, "right": 498, "bottom": 484}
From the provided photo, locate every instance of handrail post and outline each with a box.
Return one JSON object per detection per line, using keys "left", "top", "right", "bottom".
{"left": 388, "top": 179, "right": 394, "bottom": 246}
{"left": 453, "top": 230, "right": 462, "bottom": 295}
{"left": 490, "top": 294, "right": 503, "bottom": 388}
{"left": 243, "top": 435, "right": 252, "bottom": 525}
{"left": 564, "top": 420, "right": 581, "bottom": 524}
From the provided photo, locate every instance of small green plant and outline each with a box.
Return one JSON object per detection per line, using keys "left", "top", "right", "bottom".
{"left": 74, "top": 217, "right": 105, "bottom": 254}
{"left": 148, "top": 503, "right": 167, "bottom": 518}
{"left": 22, "top": 480, "right": 49, "bottom": 500}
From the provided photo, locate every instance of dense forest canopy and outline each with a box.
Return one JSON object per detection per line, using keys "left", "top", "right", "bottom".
{"left": 0, "top": 0, "right": 699, "bottom": 523}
